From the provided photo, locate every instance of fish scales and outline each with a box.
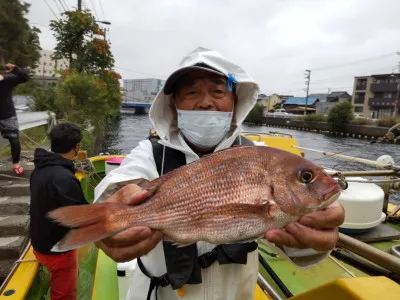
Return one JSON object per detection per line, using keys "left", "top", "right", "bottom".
{"left": 116, "top": 148, "right": 279, "bottom": 243}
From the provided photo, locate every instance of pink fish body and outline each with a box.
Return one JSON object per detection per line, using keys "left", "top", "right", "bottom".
{"left": 49, "top": 146, "right": 340, "bottom": 251}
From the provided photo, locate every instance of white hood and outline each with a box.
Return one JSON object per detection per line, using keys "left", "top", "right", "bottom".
{"left": 149, "top": 47, "right": 260, "bottom": 146}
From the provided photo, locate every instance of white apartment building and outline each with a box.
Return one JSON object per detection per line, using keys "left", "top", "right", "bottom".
{"left": 33, "top": 50, "right": 69, "bottom": 77}
{"left": 123, "top": 78, "right": 165, "bottom": 104}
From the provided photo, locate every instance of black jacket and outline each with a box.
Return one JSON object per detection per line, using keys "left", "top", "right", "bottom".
{"left": 0, "top": 66, "right": 29, "bottom": 119}
{"left": 29, "top": 148, "right": 88, "bottom": 254}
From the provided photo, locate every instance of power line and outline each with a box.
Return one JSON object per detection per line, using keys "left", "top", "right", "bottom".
{"left": 88, "top": 0, "right": 99, "bottom": 19}
{"left": 312, "top": 53, "right": 396, "bottom": 72}
{"left": 56, "top": 0, "right": 68, "bottom": 12}
{"left": 115, "top": 66, "right": 167, "bottom": 78}
{"left": 43, "top": 0, "right": 59, "bottom": 20}
{"left": 98, "top": 0, "right": 106, "bottom": 19}
{"left": 51, "top": 0, "right": 63, "bottom": 14}
{"left": 61, "top": 0, "right": 69, "bottom": 11}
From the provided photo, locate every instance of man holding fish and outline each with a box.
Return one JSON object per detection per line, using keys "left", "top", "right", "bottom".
{"left": 50, "top": 47, "right": 345, "bottom": 300}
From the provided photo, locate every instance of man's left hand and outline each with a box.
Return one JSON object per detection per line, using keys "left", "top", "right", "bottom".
{"left": 265, "top": 201, "right": 345, "bottom": 252}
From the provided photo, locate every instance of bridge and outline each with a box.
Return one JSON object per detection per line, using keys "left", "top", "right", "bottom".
{"left": 121, "top": 102, "right": 152, "bottom": 109}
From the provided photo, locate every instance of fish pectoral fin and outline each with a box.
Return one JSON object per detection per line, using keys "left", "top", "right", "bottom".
{"left": 230, "top": 202, "right": 274, "bottom": 216}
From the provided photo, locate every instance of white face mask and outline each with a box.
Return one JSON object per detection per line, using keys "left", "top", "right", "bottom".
{"left": 177, "top": 109, "right": 233, "bottom": 148}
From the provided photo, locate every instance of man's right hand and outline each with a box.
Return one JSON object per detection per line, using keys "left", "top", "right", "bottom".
{"left": 5, "top": 64, "right": 15, "bottom": 72}
{"left": 94, "top": 184, "right": 163, "bottom": 262}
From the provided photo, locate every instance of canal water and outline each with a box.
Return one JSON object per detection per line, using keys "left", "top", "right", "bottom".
{"left": 101, "top": 113, "right": 399, "bottom": 203}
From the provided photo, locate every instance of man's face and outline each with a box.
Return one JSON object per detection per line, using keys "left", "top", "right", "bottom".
{"left": 172, "top": 70, "right": 235, "bottom": 112}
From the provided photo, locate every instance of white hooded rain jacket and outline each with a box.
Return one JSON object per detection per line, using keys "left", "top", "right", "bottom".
{"left": 94, "top": 47, "right": 329, "bottom": 300}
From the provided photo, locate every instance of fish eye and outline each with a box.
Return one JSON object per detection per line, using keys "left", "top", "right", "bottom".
{"left": 298, "top": 170, "right": 313, "bottom": 183}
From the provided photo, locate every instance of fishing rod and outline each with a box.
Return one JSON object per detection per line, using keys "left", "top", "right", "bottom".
{"left": 337, "top": 233, "right": 400, "bottom": 276}
{"left": 326, "top": 170, "right": 399, "bottom": 177}
{"left": 292, "top": 146, "right": 400, "bottom": 171}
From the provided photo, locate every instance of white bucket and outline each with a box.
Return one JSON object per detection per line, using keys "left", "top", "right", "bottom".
{"left": 337, "top": 178, "right": 385, "bottom": 232}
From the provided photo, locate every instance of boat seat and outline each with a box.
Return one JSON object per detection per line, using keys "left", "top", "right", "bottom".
{"left": 289, "top": 276, "right": 400, "bottom": 300}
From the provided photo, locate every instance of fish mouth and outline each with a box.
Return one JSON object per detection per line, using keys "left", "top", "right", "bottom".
{"left": 321, "top": 190, "right": 341, "bottom": 209}
{"left": 302, "top": 190, "right": 341, "bottom": 214}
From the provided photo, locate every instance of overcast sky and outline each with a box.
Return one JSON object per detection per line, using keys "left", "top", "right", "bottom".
{"left": 26, "top": 0, "right": 400, "bottom": 96}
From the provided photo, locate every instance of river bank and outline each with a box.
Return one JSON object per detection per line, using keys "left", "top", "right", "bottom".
{"left": 248, "top": 117, "right": 399, "bottom": 143}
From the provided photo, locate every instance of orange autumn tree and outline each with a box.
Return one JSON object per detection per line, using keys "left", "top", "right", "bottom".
{"left": 48, "top": 10, "right": 121, "bottom": 154}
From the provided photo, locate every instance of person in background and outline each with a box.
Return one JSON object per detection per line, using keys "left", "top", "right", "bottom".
{"left": 0, "top": 63, "right": 29, "bottom": 175}
{"left": 30, "top": 122, "right": 88, "bottom": 300}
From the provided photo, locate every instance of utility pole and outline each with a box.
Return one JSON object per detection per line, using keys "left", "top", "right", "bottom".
{"left": 304, "top": 69, "right": 311, "bottom": 115}
{"left": 78, "top": 0, "right": 82, "bottom": 10}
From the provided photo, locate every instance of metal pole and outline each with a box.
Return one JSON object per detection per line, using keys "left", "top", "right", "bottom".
{"left": 304, "top": 70, "right": 311, "bottom": 115}
{"left": 78, "top": 0, "right": 82, "bottom": 10}
{"left": 257, "top": 273, "right": 284, "bottom": 300}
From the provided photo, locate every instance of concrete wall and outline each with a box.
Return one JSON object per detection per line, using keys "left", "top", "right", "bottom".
{"left": 259, "top": 117, "right": 388, "bottom": 139}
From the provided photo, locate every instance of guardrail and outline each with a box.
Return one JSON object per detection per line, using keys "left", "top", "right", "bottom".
{"left": 16, "top": 111, "right": 49, "bottom": 131}
{"left": 265, "top": 114, "right": 297, "bottom": 119}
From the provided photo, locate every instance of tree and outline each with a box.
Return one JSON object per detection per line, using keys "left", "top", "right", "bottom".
{"left": 327, "top": 101, "right": 354, "bottom": 132}
{"left": 50, "top": 10, "right": 114, "bottom": 72}
{"left": 273, "top": 103, "right": 281, "bottom": 111}
{"left": 245, "top": 103, "right": 264, "bottom": 124}
{"left": 14, "top": 81, "right": 58, "bottom": 113}
{"left": 0, "top": 0, "right": 41, "bottom": 70}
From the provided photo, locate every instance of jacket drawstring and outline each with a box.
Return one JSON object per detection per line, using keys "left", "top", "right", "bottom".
{"left": 137, "top": 257, "right": 170, "bottom": 300}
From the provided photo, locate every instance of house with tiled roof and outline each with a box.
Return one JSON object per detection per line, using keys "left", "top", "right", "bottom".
{"left": 282, "top": 96, "right": 319, "bottom": 114}
{"left": 316, "top": 91, "right": 352, "bottom": 114}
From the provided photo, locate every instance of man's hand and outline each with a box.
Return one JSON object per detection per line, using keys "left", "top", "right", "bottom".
{"left": 5, "top": 64, "right": 15, "bottom": 72}
{"left": 95, "top": 184, "right": 163, "bottom": 262}
{"left": 265, "top": 201, "right": 345, "bottom": 252}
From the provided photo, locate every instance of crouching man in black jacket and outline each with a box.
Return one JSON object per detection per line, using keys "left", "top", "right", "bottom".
{"left": 29, "top": 122, "right": 88, "bottom": 300}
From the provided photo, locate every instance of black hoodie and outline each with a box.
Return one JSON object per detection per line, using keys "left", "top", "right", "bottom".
{"left": 0, "top": 66, "right": 29, "bottom": 120}
{"left": 29, "top": 148, "right": 88, "bottom": 254}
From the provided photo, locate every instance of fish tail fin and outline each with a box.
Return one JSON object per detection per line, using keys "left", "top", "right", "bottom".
{"left": 48, "top": 202, "right": 130, "bottom": 252}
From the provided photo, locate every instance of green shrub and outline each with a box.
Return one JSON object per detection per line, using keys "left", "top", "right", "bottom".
{"left": 296, "top": 114, "right": 327, "bottom": 122}
{"left": 245, "top": 103, "right": 264, "bottom": 124}
{"left": 327, "top": 101, "right": 354, "bottom": 132}
{"left": 80, "top": 130, "right": 95, "bottom": 155}
{"left": 350, "top": 118, "right": 375, "bottom": 126}
{"left": 377, "top": 117, "right": 400, "bottom": 128}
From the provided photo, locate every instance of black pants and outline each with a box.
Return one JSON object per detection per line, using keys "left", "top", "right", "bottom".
{"left": 7, "top": 136, "right": 21, "bottom": 164}
{"left": 0, "top": 116, "right": 21, "bottom": 164}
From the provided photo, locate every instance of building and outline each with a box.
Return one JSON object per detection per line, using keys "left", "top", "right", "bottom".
{"left": 283, "top": 96, "right": 319, "bottom": 115}
{"left": 33, "top": 50, "right": 69, "bottom": 78}
{"left": 123, "top": 78, "right": 165, "bottom": 104}
{"left": 309, "top": 93, "right": 329, "bottom": 102}
{"left": 316, "top": 91, "right": 351, "bottom": 115}
{"left": 257, "top": 94, "right": 268, "bottom": 102}
{"left": 261, "top": 94, "right": 294, "bottom": 114}
{"left": 352, "top": 73, "right": 400, "bottom": 119}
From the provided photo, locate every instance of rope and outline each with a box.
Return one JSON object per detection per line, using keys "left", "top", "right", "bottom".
{"left": 74, "top": 159, "right": 96, "bottom": 174}
{"left": 328, "top": 255, "right": 356, "bottom": 277}
{"left": 20, "top": 130, "right": 46, "bottom": 148}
